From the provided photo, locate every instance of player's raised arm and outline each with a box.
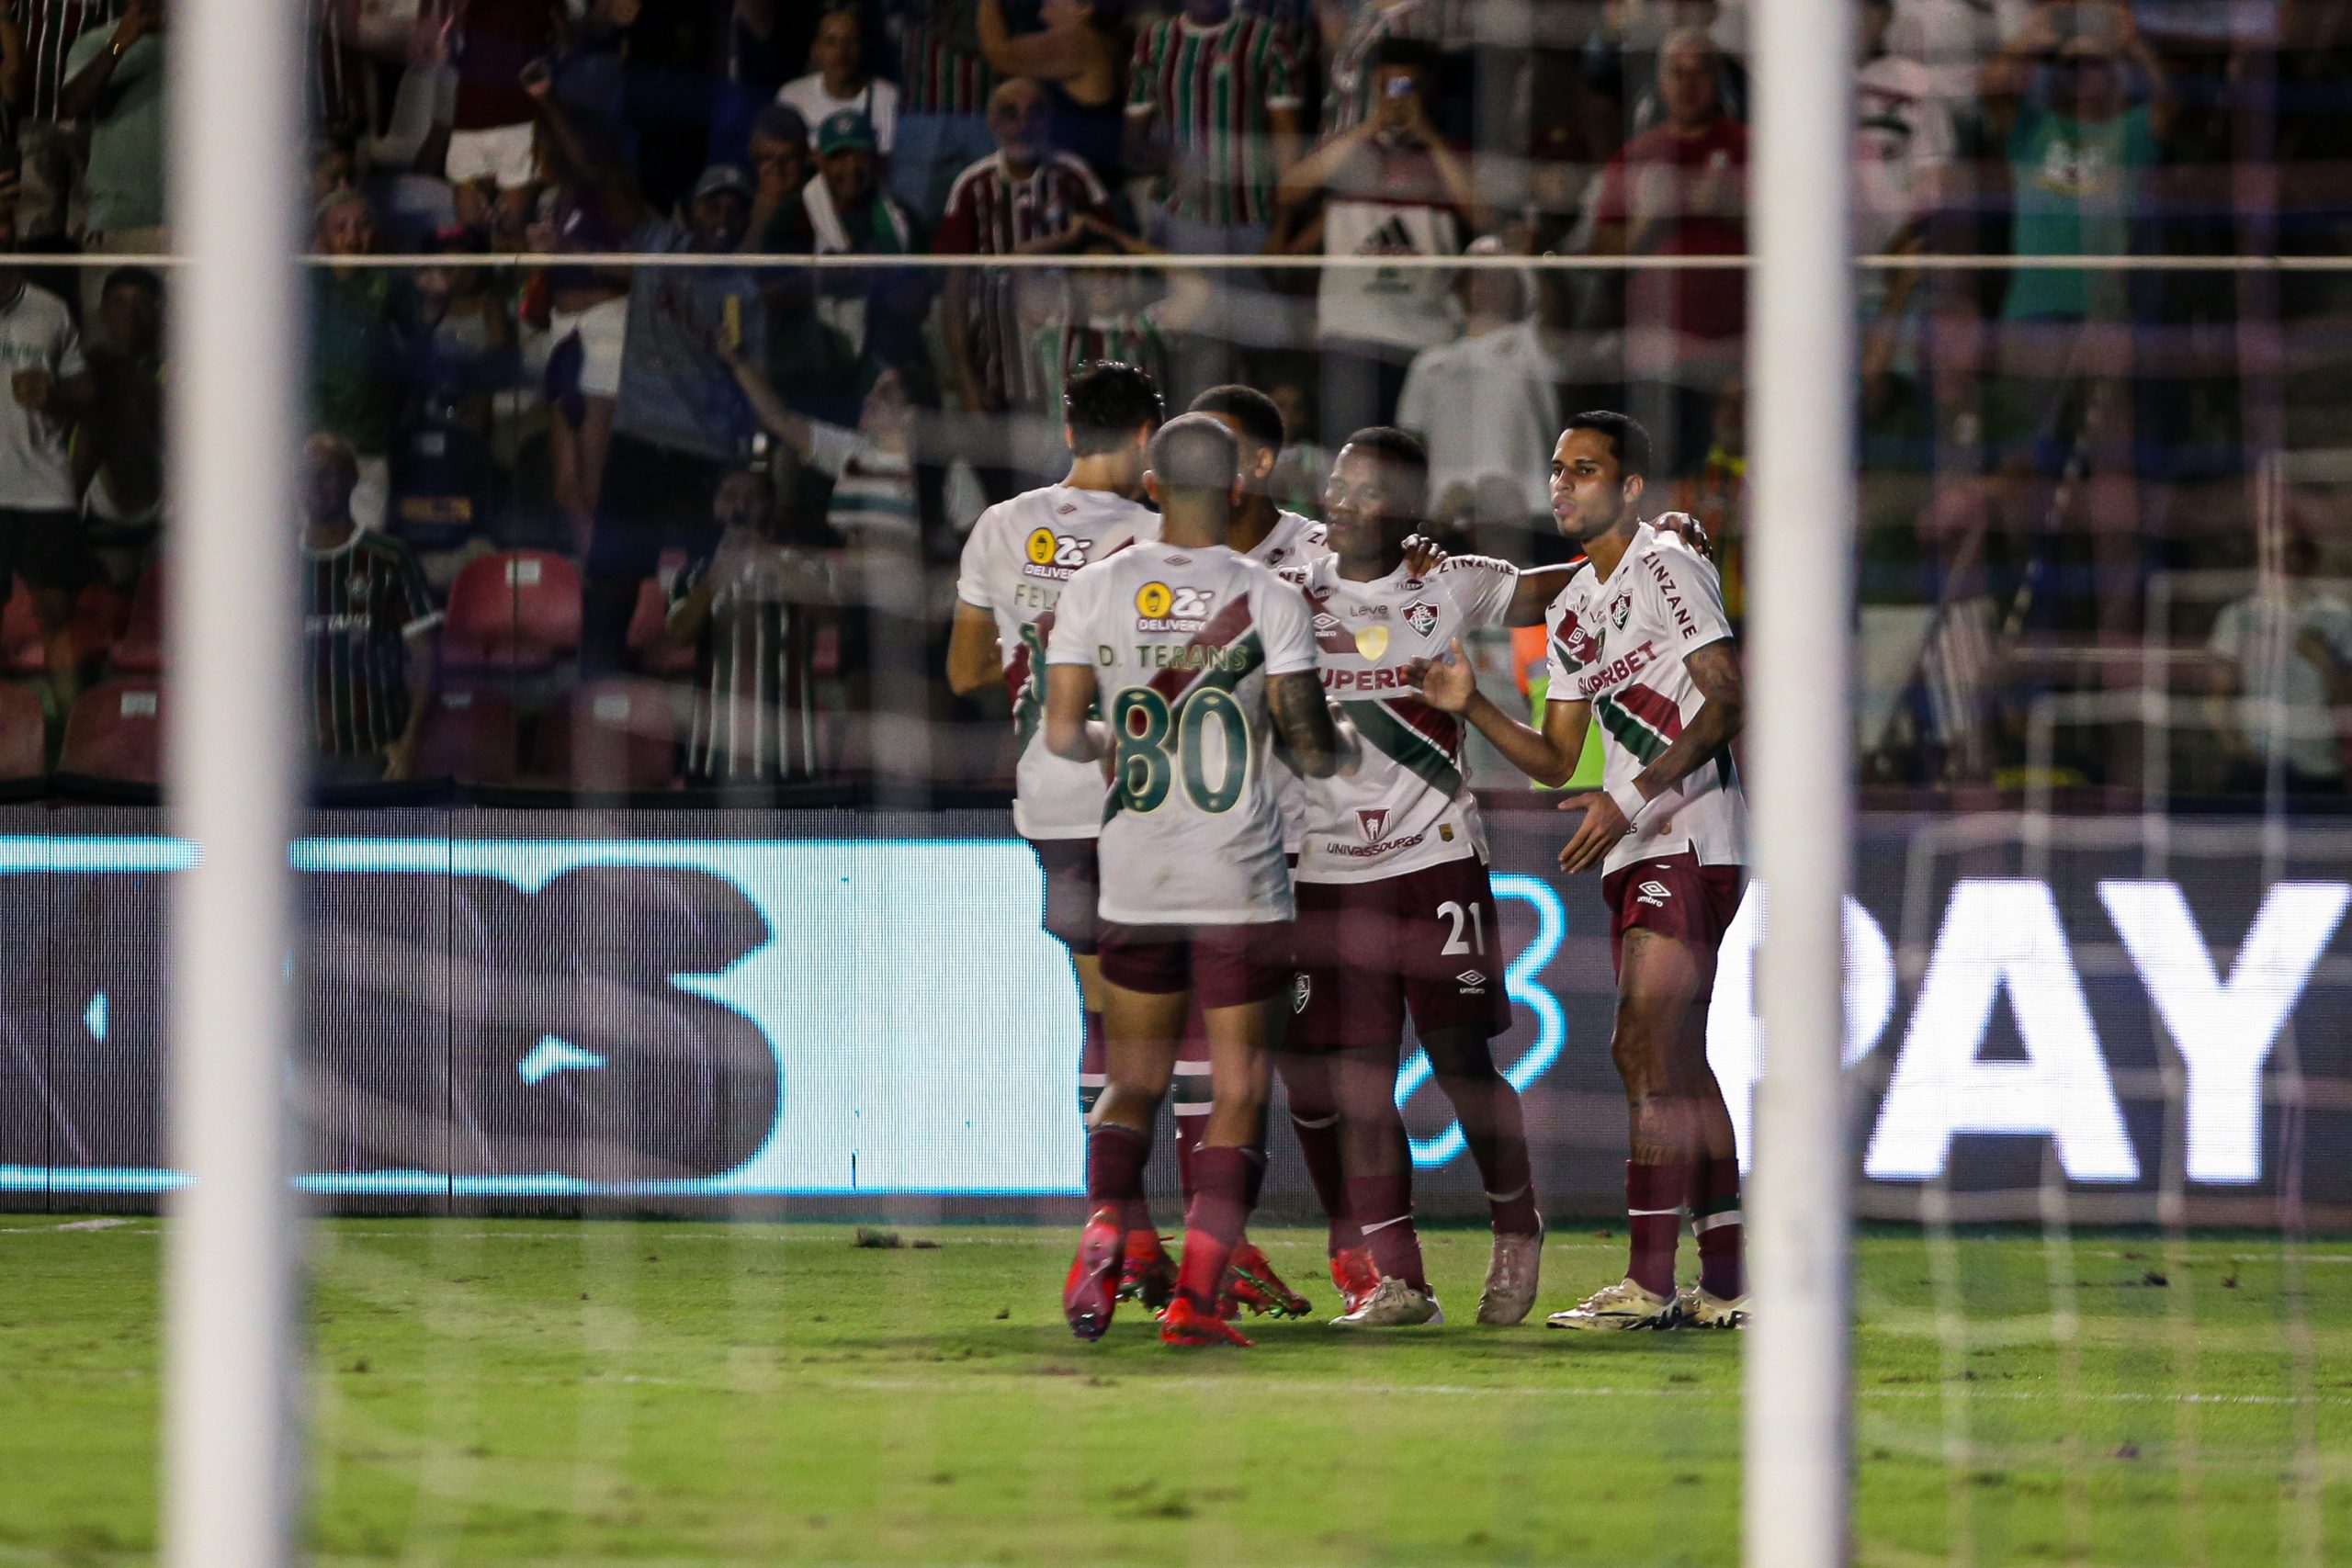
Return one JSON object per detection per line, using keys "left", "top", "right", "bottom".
{"left": 1410, "top": 638, "right": 1588, "bottom": 788}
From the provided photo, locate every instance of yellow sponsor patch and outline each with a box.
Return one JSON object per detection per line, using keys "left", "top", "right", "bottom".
{"left": 1025, "top": 527, "right": 1058, "bottom": 566}
{"left": 1353, "top": 625, "right": 1389, "bottom": 661}
{"left": 1136, "top": 581, "right": 1173, "bottom": 618}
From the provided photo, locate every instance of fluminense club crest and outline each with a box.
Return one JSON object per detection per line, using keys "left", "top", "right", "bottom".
{"left": 1403, "top": 600, "right": 1440, "bottom": 638}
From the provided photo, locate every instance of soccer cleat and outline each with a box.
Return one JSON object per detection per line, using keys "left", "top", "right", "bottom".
{"left": 1221, "top": 1240, "right": 1312, "bottom": 1319}
{"left": 1330, "top": 1275, "right": 1443, "bottom": 1327}
{"left": 1476, "top": 1220, "right": 1544, "bottom": 1326}
{"left": 1159, "top": 1294, "right": 1255, "bottom": 1348}
{"left": 1062, "top": 1207, "right": 1125, "bottom": 1342}
{"left": 1329, "top": 1247, "right": 1381, "bottom": 1317}
{"left": 1117, "top": 1232, "right": 1177, "bottom": 1311}
{"left": 1679, "top": 1285, "right": 1750, "bottom": 1329}
{"left": 1544, "top": 1277, "right": 1683, "bottom": 1332}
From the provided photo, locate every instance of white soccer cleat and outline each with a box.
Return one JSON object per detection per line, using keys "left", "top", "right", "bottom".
{"left": 1330, "top": 1275, "right": 1444, "bottom": 1327}
{"left": 1544, "top": 1277, "right": 1681, "bottom": 1331}
{"left": 1678, "top": 1285, "right": 1749, "bottom": 1329}
{"left": 1476, "top": 1221, "right": 1544, "bottom": 1326}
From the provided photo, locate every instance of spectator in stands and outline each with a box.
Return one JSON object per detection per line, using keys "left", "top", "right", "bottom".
{"left": 1587, "top": 26, "right": 1747, "bottom": 472}
{"left": 300, "top": 433, "right": 439, "bottom": 785}
{"left": 0, "top": 206, "right": 95, "bottom": 718}
{"left": 664, "top": 464, "right": 832, "bottom": 786}
{"left": 1855, "top": 0, "right": 1956, "bottom": 279}
{"left": 934, "top": 78, "right": 1115, "bottom": 444}
{"left": 1318, "top": 0, "right": 1470, "bottom": 139}
{"left": 2206, "top": 536, "right": 2352, "bottom": 796}
{"left": 977, "top": 0, "right": 1130, "bottom": 186}
{"left": 532, "top": 181, "right": 632, "bottom": 556}
{"left": 1394, "top": 236, "right": 1563, "bottom": 548}
{"left": 445, "top": 0, "right": 557, "bottom": 231}
{"left": 530, "top": 63, "right": 766, "bottom": 675}
{"left": 781, "top": 5, "right": 899, "bottom": 156}
{"left": 1982, "top": 0, "right": 2173, "bottom": 329}
{"left": 889, "top": 0, "right": 1001, "bottom": 226}
{"left": 309, "top": 188, "right": 398, "bottom": 533}
{"left": 1125, "top": 0, "right": 1304, "bottom": 255}
{"left": 1276, "top": 37, "right": 1477, "bottom": 445}
{"left": 61, "top": 0, "right": 165, "bottom": 309}
{"left": 78, "top": 265, "right": 164, "bottom": 593}
{"left": 17, "top": 0, "right": 120, "bottom": 243}
{"left": 743, "top": 101, "right": 816, "bottom": 252}
{"left": 804, "top": 109, "right": 929, "bottom": 373}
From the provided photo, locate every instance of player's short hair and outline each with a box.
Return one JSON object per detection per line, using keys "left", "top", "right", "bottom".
{"left": 1187, "top": 384, "right": 1286, "bottom": 452}
{"left": 1339, "top": 425, "right": 1430, "bottom": 519}
{"left": 1563, "top": 411, "right": 1654, "bottom": 478}
{"left": 1148, "top": 413, "right": 1241, "bottom": 499}
{"left": 1064, "top": 361, "right": 1166, "bottom": 455}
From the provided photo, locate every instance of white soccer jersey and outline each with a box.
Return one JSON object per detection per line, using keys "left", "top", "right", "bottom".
{"left": 1046, "top": 541, "right": 1318, "bottom": 925}
{"left": 1544, "top": 523, "right": 1747, "bottom": 876}
{"left": 956, "top": 483, "right": 1160, "bottom": 840}
{"left": 1290, "top": 554, "right": 1520, "bottom": 885}
{"left": 1243, "top": 508, "right": 1332, "bottom": 854}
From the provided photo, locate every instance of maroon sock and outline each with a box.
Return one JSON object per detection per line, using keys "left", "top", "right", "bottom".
{"left": 1077, "top": 1010, "right": 1106, "bottom": 1118}
{"left": 1451, "top": 1076, "right": 1541, "bottom": 1236}
{"left": 1174, "top": 1145, "right": 1259, "bottom": 1309}
{"left": 1287, "top": 1107, "right": 1361, "bottom": 1255}
{"left": 1172, "top": 1014, "right": 1212, "bottom": 1203}
{"left": 1087, "top": 1123, "right": 1152, "bottom": 1236}
{"left": 1694, "top": 1155, "right": 1744, "bottom": 1299}
{"left": 1625, "top": 1159, "right": 1693, "bottom": 1296}
{"left": 1343, "top": 1173, "right": 1428, "bottom": 1292}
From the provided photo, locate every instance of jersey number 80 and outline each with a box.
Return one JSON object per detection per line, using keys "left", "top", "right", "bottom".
{"left": 1112, "top": 687, "right": 1249, "bottom": 815}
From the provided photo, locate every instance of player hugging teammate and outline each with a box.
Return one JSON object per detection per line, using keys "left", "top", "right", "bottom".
{"left": 996, "top": 372, "right": 1749, "bottom": 1344}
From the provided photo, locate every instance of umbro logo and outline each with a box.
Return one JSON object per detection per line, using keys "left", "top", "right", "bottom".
{"left": 1166, "top": 555, "right": 1193, "bottom": 565}
{"left": 1456, "top": 970, "right": 1487, "bottom": 994}
{"left": 1636, "top": 880, "right": 1672, "bottom": 908}
{"left": 1057, "top": 502, "right": 1078, "bottom": 514}
{"left": 1314, "top": 613, "right": 1342, "bottom": 634}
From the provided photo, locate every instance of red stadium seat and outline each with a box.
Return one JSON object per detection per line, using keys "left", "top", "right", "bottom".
{"left": 626, "top": 577, "right": 696, "bottom": 678}
{"left": 0, "top": 681, "right": 45, "bottom": 779}
{"left": 60, "top": 681, "right": 163, "bottom": 784}
{"left": 413, "top": 685, "right": 519, "bottom": 784}
{"left": 530, "top": 679, "right": 680, "bottom": 792}
{"left": 0, "top": 576, "right": 42, "bottom": 672}
{"left": 110, "top": 562, "right": 165, "bottom": 673}
{"left": 442, "top": 550, "right": 582, "bottom": 672}
{"left": 7, "top": 576, "right": 132, "bottom": 672}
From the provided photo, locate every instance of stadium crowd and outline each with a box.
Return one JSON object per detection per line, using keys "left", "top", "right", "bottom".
{"left": 0, "top": 0, "right": 2346, "bottom": 797}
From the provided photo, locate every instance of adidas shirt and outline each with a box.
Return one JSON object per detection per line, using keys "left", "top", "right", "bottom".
{"left": 1047, "top": 542, "right": 1318, "bottom": 925}
{"left": 1288, "top": 553, "right": 1519, "bottom": 885}
{"left": 1544, "top": 522, "right": 1747, "bottom": 876}
{"left": 1241, "top": 509, "right": 1332, "bottom": 854}
{"left": 956, "top": 483, "right": 1160, "bottom": 841}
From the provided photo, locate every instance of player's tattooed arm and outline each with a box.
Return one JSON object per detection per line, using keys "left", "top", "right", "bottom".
{"left": 1044, "top": 664, "right": 1110, "bottom": 763}
{"left": 1557, "top": 637, "right": 1744, "bottom": 873}
{"left": 1408, "top": 638, "right": 1589, "bottom": 788}
{"left": 1268, "top": 671, "right": 1360, "bottom": 780}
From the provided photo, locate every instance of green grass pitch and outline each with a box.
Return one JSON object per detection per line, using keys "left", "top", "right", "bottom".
{"left": 2, "top": 1216, "right": 2346, "bottom": 1565}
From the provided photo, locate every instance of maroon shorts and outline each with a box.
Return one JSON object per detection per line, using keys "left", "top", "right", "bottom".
{"left": 1098, "top": 921, "right": 1296, "bottom": 1010}
{"left": 1600, "top": 852, "right": 1745, "bottom": 976}
{"left": 1291, "top": 857, "right": 1513, "bottom": 1051}
{"left": 1028, "top": 838, "right": 1100, "bottom": 956}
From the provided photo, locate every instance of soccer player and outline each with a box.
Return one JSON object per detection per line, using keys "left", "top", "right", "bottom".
{"left": 1189, "top": 384, "right": 1329, "bottom": 573}
{"left": 1285, "top": 428, "right": 1569, "bottom": 1327}
{"left": 1412, "top": 412, "right": 1748, "bottom": 1330}
{"left": 1044, "top": 414, "right": 1358, "bottom": 1348}
{"left": 946, "top": 361, "right": 1173, "bottom": 1293}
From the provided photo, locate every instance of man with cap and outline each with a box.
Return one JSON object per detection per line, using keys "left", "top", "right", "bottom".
{"left": 528, "top": 60, "right": 769, "bottom": 676}
{"left": 803, "top": 109, "right": 928, "bottom": 372}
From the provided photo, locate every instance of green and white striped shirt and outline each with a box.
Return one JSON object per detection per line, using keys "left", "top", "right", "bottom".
{"left": 1125, "top": 14, "right": 1303, "bottom": 227}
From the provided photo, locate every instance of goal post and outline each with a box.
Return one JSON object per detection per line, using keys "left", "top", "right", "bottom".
{"left": 1744, "top": 0, "right": 1860, "bottom": 1559}
{"left": 159, "top": 0, "right": 311, "bottom": 1562}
